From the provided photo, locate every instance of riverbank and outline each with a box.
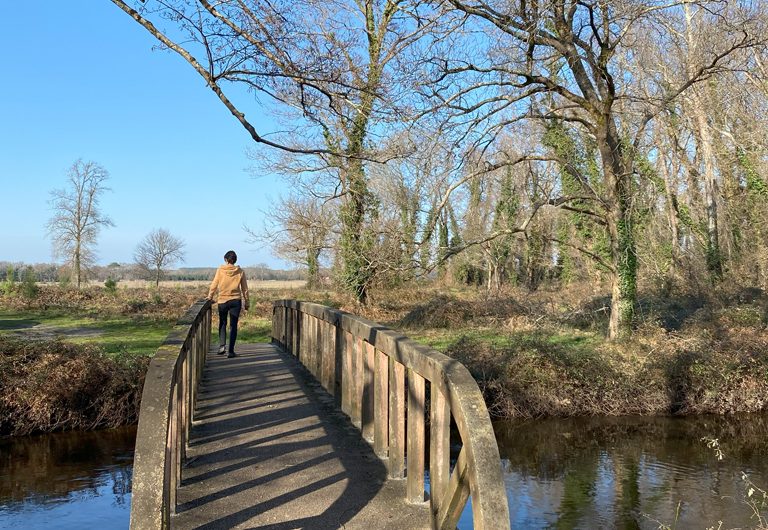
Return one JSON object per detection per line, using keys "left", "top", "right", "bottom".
{"left": 0, "top": 337, "right": 148, "bottom": 436}
{"left": 0, "top": 284, "right": 289, "bottom": 435}
{"left": 1, "top": 282, "right": 766, "bottom": 434}
{"left": 388, "top": 286, "right": 768, "bottom": 419}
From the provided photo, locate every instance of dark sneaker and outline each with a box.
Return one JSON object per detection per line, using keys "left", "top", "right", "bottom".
{"left": 217, "top": 346, "right": 226, "bottom": 355}
{"left": 227, "top": 352, "right": 236, "bottom": 358}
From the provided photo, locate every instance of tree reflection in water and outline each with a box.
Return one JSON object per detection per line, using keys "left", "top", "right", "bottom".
{"left": 493, "top": 414, "right": 768, "bottom": 529}
{"left": 0, "top": 427, "right": 135, "bottom": 528}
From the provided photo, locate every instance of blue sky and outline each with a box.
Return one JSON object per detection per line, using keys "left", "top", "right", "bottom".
{"left": 0, "top": 3, "right": 289, "bottom": 268}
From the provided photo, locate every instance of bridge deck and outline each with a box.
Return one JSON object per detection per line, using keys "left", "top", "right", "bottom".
{"left": 173, "top": 343, "right": 430, "bottom": 529}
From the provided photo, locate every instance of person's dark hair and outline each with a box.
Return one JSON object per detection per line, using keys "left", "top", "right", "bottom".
{"left": 224, "top": 250, "right": 237, "bottom": 264}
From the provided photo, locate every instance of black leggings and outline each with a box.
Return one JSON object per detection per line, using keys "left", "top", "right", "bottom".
{"left": 218, "top": 299, "right": 242, "bottom": 353}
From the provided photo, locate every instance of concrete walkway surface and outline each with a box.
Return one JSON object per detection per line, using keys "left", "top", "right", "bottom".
{"left": 173, "top": 343, "right": 430, "bottom": 529}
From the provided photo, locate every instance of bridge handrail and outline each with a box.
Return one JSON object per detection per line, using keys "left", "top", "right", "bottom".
{"left": 272, "top": 300, "right": 510, "bottom": 530}
{"left": 130, "top": 299, "right": 212, "bottom": 530}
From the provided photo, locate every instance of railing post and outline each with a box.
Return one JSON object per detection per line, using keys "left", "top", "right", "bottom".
{"left": 341, "top": 330, "right": 352, "bottom": 417}
{"left": 361, "top": 341, "right": 375, "bottom": 442}
{"left": 374, "top": 348, "right": 389, "bottom": 457}
{"left": 351, "top": 337, "right": 363, "bottom": 428}
{"left": 321, "top": 319, "right": 333, "bottom": 394}
{"left": 407, "top": 369, "right": 425, "bottom": 503}
{"left": 430, "top": 385, "right": 450, "bottom": 518}
{"left": 388, "top": 358, "right": 406, "bottom": 479}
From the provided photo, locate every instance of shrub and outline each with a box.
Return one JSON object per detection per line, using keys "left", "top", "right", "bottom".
{"left": 104, "top": 277, "right": 119, "bottom": 295}
{"left": 20, "top": 267, "right": 38, "bottom": 300}
{"left": 1, "top": 265, "right": 15, "bottom": 295}
{"left": 0, "top": 336, "right": 150, "bottom": 436}
{"left": 58, "top": 272, "right": 71, "bottom": 288}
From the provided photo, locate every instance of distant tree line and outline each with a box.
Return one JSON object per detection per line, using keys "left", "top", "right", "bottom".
{"left": 0, "top": 262, "right": 304, "bottom": 284}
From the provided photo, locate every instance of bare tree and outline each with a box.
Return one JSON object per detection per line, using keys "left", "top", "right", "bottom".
{"left": 430, "top": 0, "right": 763, "bottom": 338}
{"left": 246, "top": 195, "right": 333, "bottom": 289}
{"left": 47, "top": 159, "right": 113, "bottom": 288}
{"left": 109, "top": 0, "right": 451, "bottom": 303}
{"left": 134, "top": 229, "right": 186, "bottom": 287}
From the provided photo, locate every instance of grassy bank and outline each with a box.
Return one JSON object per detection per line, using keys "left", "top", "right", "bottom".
{"left": 2, "top": 282, "right": 766, "bottom": 433}
{"left": 0, "top": 309, "right": 175, "bottom": 356}
{"left": 386, "top": 288, "right": 768, "bottom": 419}
{"left": 0, "top": 283, "right": 301, "bottom": 436}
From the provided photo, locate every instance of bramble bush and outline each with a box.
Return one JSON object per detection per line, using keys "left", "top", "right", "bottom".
{"left": 0, "top": 336, "right": 150, "bottom": 436}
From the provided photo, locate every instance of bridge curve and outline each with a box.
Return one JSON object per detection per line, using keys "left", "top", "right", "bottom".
{"left": 273, "top": 300, "right": 511, "bottom": 530}
{"left": 129, "top": 299, "right": 510, "bottom": 529}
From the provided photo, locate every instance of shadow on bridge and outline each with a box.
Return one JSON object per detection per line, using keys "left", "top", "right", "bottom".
{"left": 173, "top": 343, "right": 428, "bottom": 529}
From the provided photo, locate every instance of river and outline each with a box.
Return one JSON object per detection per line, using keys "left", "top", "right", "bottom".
{"left": 1, "top": 415, "right": 767, "bottom": 529}
{"left": 487, "top": 414, "right": 768, "bottom": 529}
{"left": 0, "top": 427, "right": 135, "bottom": 529}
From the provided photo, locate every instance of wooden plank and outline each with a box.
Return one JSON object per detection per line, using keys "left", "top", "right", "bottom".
{"left": 407, "top": 370, "right": 425, "bottom": 503}
{"left": 286, "top": 309, "right": 292, "bottom": 354}
{"left": 351, "top": 337, "right": 363, "bottom": 427}
{"left": 361, "top": 341, "right": 375, "bottom": 441}
{"left": 325, "top": 320, "right": 336, "bottom": 395}
{"left": 341, "top": 330, "right": 352, "bottom": 416}
{"left": 320, "top": 320, "right": 329, "bottom": 392}
{"left": 430, "top": 384, "right": 450, "bottom": 517}
{"left": 436, "top": 447, "right": 470, "bottom": 530}
{"left": 374, "top": 349, "right": 389, "bottom": 456}
{"left": 388, "top": 358, "right": 406, "bottom": 478}
{"left": 294, "top": 308, "right": 301, "bottom": 356}
{"left": 313, "top": 316, "right": 321, "bottom": 378}
{"left": 334, "top": 326, "right": 343, "bottom": 405}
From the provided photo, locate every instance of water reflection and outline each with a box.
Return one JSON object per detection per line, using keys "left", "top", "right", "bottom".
{"left": 494, "top": 415, "right": 768, "bottom": 529}
{"left": 0, "top": 427, "right": 135, "bottom": 529}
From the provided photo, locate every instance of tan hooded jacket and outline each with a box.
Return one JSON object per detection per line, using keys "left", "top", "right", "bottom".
{"left": 207, "top": 264, "right": 249, "bottom": 305}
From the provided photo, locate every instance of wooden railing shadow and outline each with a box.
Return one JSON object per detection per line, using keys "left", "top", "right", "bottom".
{"left": 176, "top": 344, "right": 394, "bottom": 529}
{"left": 273, "top": 300, "right": 511, "bottom": 530}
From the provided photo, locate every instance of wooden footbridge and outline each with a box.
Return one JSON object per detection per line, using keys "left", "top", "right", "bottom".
{"left": 129, "top": 300, "right": 510, "bottom": 529}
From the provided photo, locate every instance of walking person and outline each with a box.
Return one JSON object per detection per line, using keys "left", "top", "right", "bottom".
{"left": 207, "top": 250, "right": 249, "bottom": 357}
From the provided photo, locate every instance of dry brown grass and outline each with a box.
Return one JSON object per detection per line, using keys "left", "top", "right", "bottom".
{"left": 3, "top": 282, "right": 766, "bottom": 426}
{"left": 380, "top": 283, "right": 768, "bottom": 419}
{"left": 110, "top": 279, "right": 306, "bottom": 290}
{"left": 0, "top": 336, "right": 148, "bottom": 436}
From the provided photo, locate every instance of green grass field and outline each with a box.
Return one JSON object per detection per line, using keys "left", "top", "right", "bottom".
{"left": 0, "top": 309, "right": 174, "bottom": 356}
{"left": 0, "top": 309, "right": 275, "bottom": 357}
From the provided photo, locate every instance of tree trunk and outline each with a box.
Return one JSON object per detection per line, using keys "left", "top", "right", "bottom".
{"left": 684, "top": 2, "right": 722, "bottom": 281}
{"left": 75, "top": 240, "right": 82, "bottom": 289}
{"left": 599, "top": 121, "right": 638, "bottom": 340}
{"left": 307, "top": 247, "right": 320, "bottom": 289}
{"left": 661, "top": 161, "right": 681, "bottom": 262}
{"left": 692, "top": 107, "right": 723, "bottom": 280}
{"left": 339, "top": 164, "right": 371, "bottom": 303}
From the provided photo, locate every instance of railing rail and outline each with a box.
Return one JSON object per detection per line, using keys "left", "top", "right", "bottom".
{"left": 130, "top": 299, "right": 212, "bottom": 530}
{"left": 272, "top": 300, "right": 511, "bottom": 530}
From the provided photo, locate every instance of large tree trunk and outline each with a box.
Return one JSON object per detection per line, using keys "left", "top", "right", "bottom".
{"left": 692, "top": 106, "right": 723, "bottom": 280}
{"left": 600, "top": 121, "right": 638, "bottom": 340}
{"left": 339, "top": 165, "right": 371, "bottom": 303}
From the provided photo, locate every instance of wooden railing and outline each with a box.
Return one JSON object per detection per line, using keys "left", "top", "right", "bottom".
{"left": 272, "top": 300, "right": 510, "bottom": 530}
{"left": 130, "top": 299, "right": 212, "bottom": 530}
